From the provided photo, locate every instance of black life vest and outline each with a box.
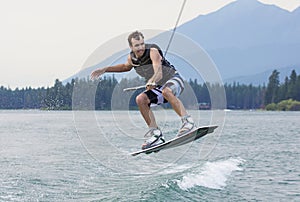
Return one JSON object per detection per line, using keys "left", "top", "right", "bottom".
{"left": 130, "top": 44, "right": 177, "bottom": 85}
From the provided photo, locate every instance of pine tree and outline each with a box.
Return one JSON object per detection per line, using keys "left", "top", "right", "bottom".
{"left": 265, "top": 70, "right": 280, "bottom": 104}
{"left": 287, "top": 70, "right": 297, "bottom": 100}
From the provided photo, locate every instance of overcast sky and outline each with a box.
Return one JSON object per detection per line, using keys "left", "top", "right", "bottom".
{"left": 1, "top": 0, "right": 299, "bottom": 88}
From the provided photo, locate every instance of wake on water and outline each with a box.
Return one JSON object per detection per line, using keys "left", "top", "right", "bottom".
{"left": 175, "top": 158, "right": 245, "bottom": 190}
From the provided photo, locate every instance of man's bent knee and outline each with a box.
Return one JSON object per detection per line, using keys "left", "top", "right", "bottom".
{"left": 136, "top": 93, "right": 150, "bottom": 106}
{"left": 162, "top": 87, "right": 174, "bottom": 99}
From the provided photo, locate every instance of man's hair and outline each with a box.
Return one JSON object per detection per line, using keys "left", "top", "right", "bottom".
{"left": 128, "top": 31, "right": 144, "bottom": 46}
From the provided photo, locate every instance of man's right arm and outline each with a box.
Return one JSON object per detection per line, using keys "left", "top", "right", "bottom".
{"left": 90, "top": 56, "right": 133, "bottom": 80}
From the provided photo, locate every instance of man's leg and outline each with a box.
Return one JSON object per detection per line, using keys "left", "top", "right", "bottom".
{"left": 136, "top": 93, "right": 157, "bottom": 128}
{"left": 162, "top": 87, "right": 187, "bottom": 117}
{"left": 136, "top": 92, "right": 165, "bottom": 149}
{"left": 162, "top": 86, "right": 195, "bottom": 136}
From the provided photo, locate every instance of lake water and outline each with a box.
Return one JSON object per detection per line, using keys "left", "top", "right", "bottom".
{"left": 0, "top": 110, "right": 299, "bottom": 201}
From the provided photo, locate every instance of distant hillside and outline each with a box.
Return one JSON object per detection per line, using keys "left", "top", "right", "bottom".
{"left": 177, "top": 0, "right": 300, "bottom": 81}
{"left": 224, "top": 65, "right": 300, "bottom": 85}
{"left": 65, "top": 0, "right": 300, "bottom": 86}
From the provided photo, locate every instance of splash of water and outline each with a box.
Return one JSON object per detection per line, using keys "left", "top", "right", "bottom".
{"left": 176, "top": 157, "right": 245, "bottom": 190}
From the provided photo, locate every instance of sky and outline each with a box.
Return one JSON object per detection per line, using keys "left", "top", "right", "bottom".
{"left": 1, "top": 0, "right": 300, "bottom": 89}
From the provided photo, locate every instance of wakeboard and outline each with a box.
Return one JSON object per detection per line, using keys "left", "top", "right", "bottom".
{"left": 130, "top": 125, "right": 218, "bottom": 156}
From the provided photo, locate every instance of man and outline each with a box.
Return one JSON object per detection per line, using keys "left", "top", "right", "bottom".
{"left": 91, "top": 31, "right": 195, "bottom": 149}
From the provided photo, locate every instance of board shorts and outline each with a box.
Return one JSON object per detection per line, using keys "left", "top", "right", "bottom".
{"left": 144, "top": 73, "right": 184, "bottom": 107}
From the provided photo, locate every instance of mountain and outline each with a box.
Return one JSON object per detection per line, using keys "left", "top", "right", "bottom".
{"left": 224, "top": 65, "right": 300, "bottom": 85}
{"left": 65, "top": 0, "right": 300, "bottom": 85}
{"left": 176, "top": 0, "right": 300, "bottom": 81}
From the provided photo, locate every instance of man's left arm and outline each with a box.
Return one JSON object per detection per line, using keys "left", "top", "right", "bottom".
{"left": 147, "top": 48, "right": 163, "bottom": 88}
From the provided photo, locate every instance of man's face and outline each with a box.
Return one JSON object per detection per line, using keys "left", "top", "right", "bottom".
{"left": 130, "top": 37, "right": 145, "bottom": 58}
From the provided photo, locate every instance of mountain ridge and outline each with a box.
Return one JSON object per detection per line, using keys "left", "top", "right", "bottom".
{"left": 65, "top": 0, "right": 300, "bottom": 85}
{"left": 175, "top": 0, "right": 300, "bottom": 81}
